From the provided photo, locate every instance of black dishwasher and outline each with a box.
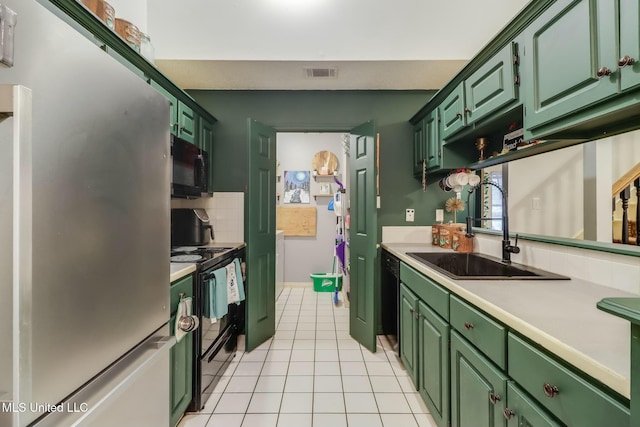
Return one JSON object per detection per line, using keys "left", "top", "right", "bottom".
{"left": 381, "top": 250, "right": 400, "bottom": 355}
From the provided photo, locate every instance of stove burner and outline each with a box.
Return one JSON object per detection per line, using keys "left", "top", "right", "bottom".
{"left": 171, "top": 254, "right": 204, "bottom": 263}
{"left": 172, "top": 246, "right": 201, "bottom": 253}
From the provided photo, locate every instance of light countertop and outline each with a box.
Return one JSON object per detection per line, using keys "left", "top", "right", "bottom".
{"left": 383, "top": 243, "right": 634, "bottom": 399}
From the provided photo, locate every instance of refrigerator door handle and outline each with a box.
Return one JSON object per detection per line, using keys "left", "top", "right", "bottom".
{"left": 1, "top": 84, "right": 33, "bottom": 427}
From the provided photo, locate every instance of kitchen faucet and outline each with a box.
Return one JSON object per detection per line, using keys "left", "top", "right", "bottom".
{"left": 465, "top": 179, "right": 520, "bottom": 263}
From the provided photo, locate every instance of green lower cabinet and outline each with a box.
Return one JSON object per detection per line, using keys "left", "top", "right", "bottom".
{"left": 418, "top": 300, "right": 450, "bottom": 427}
{"left": 170, "top": 315, "right": 193, "bottom": 427}
{"left": 400, "top": 283, "right": 419, "bottom": 386}
{"left": 504, "top": 382, "right": 562, "bottom": 427}
{"left": 451, "top": 330, "right": 508, "bottom": 427}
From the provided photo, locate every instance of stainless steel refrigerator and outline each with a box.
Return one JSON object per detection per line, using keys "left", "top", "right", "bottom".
{"left": 0, "top": 1, "right": 172, "bottom": 426}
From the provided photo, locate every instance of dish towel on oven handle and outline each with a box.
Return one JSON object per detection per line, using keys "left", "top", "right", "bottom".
{"left": 203, "top": 267, "right": 229, "bottom": 320}
{"left": 226, "top": 258, "right": 246, "bottom": 304}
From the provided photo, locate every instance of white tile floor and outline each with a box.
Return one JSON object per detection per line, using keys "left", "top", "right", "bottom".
{"left": 178, "top": 287, "right": 437, "bottom": 427}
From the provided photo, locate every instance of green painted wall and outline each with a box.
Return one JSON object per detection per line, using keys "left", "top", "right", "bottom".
{"left": 189, "top": 90, "right": 454, "bottom": 228}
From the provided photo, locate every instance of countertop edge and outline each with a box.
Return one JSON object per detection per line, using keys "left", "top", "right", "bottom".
{"left": 170, "top": 264, "right": 196, "bottom": 283}
{"left": 382, "top": 243, "right": 631, "bottom": 399}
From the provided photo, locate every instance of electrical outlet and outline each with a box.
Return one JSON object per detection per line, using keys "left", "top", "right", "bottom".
{"left": 435, "top": 209, "right": 444, "bottom": 222}
{"left": 406, "top": 208, "right": 415, "bottom": 222}
{"left": 531, "top": 197, "right": 541, "bottom": 210}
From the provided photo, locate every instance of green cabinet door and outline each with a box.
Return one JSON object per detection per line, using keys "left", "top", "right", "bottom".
{"left": 400, "top": 283, "right": 419, "bottom": 387}
{"left": 418, "top": 300, "right": 450, "bottom": 427}
{"left": 439, "top": 83, "right": 466, "bottom": 141}
{"left": 464, "top": 41, "right": 519, "bottom": 125}
{"left": 425, "top": 109, "right": 441, "bottom": 170}
{"left": 177, "top": 102, "right": 196, "bottom": 144}
{"left": 451, "top": 331, "right": 508, "bottom": 427}
{"left": 169, "top": 315, "right": 193, "bottom": 427}
{"left": 199, "top": 118, "right": 215, "bottom": 191}
{"left": 151, "top": 80, "right": 178, "bottom": 135}
{"left": 523, "top": 0, "right": 617, "bottom": 131}
{"left": 620, "top": 0, "right": 640, "bottom": 91}
{"left": 412, "top": 119, "right": 425, "bottom": 177}
{"left": 504, "top": 382, "right": 562, "bottom": 427}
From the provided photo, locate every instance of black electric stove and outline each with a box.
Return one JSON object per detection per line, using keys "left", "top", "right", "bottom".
{"left": 170, "top": 246, "right": 234, "bottom": 270}
{"left": 171, "top": 244, "right": 246, "bottom": 412}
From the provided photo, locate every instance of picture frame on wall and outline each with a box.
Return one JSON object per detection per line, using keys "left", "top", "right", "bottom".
{"left": 319, "top": 183, "right": 331, "bottom": 195}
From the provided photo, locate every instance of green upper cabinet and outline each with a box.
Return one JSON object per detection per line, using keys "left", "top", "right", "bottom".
{"left": 439, "top": 83, "right": 466, "bottom": 140}
{"left": 412, "top": 119, "right": 425, "bottom": 177}
{"left": 199, "top": 117, "right": 215, "bottom": 191}
{"left": 523, "top": 0, "right": 618, "bottom": 132}
{"left": 619, "top": 0, "right": 640, "bottom": 91}
{"left": 177, "top": 102, "right": 197, "bottom": 144}
{"left": 425, "top": 109, "right": 441, "bottom": 170}
{"left": 464, "top": 41, "right": 519, "bottom": 125}
{"left": 151, "top": 80, "right": 179, "bottom": 135}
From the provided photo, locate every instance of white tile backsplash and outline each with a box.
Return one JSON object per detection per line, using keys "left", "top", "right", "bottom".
{"left": 473, "top": 233, "right": 640, "bottom": 294}
{"left": 382, "top": 226, "right": 431, "bottom": 243}
{"left": 172, "top": 192, "right": 244, "bottom": 243}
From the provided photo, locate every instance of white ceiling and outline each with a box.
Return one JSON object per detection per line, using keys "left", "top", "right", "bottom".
{"left": 142, "top": 0, "right": 531, "bottom": 90}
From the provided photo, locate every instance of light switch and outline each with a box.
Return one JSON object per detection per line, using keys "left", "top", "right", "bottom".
{"left": 531, "top": 197, "right": 541, "bottom": 210}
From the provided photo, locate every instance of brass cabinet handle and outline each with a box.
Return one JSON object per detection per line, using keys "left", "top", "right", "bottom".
{"left": 464, "top": 322, "right": 474, "bottom": 330}
{"left": 543, "top": 383, "right": 559, "bottom": 398}
{"left": 503, "top": 408, "right": 515, "bottom": 420}
{"left": 618, "top": 55, "right": 636, "bottom": 68}
{"left": 596, "top": 66, "right": 613, "bottom": 78}
{"left": 464, "top": 108, "right": 471, "bottom": 115}
{"left": 409, "top": 308, "right": 414, "bottom": 314}
{"left": 489, "top": 392, "right": 501, "bottom": 404}
{"left": 415, "top": 312, "right": 420, "bottom": 320}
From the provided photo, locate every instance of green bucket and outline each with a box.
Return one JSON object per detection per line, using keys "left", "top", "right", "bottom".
{"left": 310, "top": 273, "right": 342, "bottom": 292}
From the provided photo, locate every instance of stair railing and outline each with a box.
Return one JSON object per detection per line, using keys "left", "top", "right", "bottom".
{"left": 612, "top": 162, "right": 640, "bottom": 245}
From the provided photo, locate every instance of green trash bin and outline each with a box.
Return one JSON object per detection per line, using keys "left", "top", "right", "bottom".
{"left": 310, "top": 273, "right": 342, "bottom": 292}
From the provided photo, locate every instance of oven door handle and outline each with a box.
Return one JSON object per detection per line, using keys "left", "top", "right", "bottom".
{"left": 206, "top": 325, "right": 235, "bottom": 363}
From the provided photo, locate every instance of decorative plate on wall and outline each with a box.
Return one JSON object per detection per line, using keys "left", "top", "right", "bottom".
{"left": 312, "top": 150, "right": 339, "bottom": 175}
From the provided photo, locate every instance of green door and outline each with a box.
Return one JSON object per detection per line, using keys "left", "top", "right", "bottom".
{"left": 464, "top": 41, "right": 519, "bottom": 125}
{"left": 245, "top": 119, "right": 276, "bottom": 352}
{"left": 439, "top": 83, "right": 466, "bottom": 140}
{"left": 349, "top": 120, "right": 378, "bottom": 353}
{"left": 400, "top": 283, "right": 419, "bottom": 386}
{"left": 418, "top": 300, "right": 450, "bottom": 427}
{"left": 505, "top": 382, "right": 562, "bottom": 427}
{"left": 425, "top": 109, "right": 441, "bottom": 171}
{"left": 451, "top": 331, "right": 508, "bottom": 427}
{"left": 523, "top": 0, "right": 617, "bottom": 131}
{"left": 620, "top": 0, "right": 640, "bottom": 91}
{"left": 412, "top": 120, "right": 425, "bottom": 177}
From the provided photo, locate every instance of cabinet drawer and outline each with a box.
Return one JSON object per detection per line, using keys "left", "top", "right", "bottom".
{"left": 508, "top": 333, "right": 630, "bottom": 427}
{"left": 170, "top": 275, "right": 193, "bottom": 314}
{"left": 400, "top": 262, "right": 449, "bottom": 320}
{"left": 450, "top": 295, "right": 506, "bottom": 369}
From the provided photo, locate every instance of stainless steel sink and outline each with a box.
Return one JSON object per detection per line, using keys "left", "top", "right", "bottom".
{"left": 406, "top": 252, "right": 570, "bottom": 280}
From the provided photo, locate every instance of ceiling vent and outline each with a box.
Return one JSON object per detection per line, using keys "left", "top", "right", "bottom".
{"left": 304, "top": 67, "right": 338, "bottom": 78}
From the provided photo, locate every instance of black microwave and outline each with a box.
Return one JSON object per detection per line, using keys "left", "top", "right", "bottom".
{"left": 171, "top": 135, "right": 209, "bottom": 198}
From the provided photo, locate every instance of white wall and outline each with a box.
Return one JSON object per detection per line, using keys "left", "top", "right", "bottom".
{"left": 147, "top": 0, "right": 529, "bottom": 61}
{"left": 610, "top": 128, "right": 640, "bottom": 181}
{"left": 277, "top": 132, "right": 345, "bottom": 283}
{"left": 508, "top": 145, "right": 584, "bottom": 238}
{"left": 108, "top": 0, "right": 148, "bottom": 33}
